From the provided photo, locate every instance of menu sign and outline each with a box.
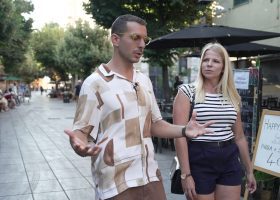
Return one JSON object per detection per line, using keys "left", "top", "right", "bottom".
{"left": 234, "top": 70, "right": 250, "bottom": 90}
{"left": 234, "top": 68, "right": 260, "bottom": 153}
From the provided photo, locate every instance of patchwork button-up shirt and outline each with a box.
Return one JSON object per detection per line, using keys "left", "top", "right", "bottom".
{"left": 73, "top": 64, "right": 163, "bottom": 199}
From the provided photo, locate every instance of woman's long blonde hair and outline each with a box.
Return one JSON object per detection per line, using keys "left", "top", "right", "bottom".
{"left": 195, "top": 42, "right": 241, "bottom": 111}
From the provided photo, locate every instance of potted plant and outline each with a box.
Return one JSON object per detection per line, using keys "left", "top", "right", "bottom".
{"left": 252, "top": 170, "right": 275, "bottom": 200}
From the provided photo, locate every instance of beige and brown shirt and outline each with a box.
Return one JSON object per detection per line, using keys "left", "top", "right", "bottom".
{"left": 73, "top": 64, "right": 163, "bottom": 199}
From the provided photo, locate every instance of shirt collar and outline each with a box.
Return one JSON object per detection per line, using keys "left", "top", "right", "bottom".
{"left": 98, "top": 64, "right": 139, "bottom": 82}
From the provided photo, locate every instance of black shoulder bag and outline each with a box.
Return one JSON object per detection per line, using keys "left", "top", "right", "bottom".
{"left": 170, "top": 91, "right": 195, "bottom": 194}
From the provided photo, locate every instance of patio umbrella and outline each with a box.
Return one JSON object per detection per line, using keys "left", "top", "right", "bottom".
{"left": 225, "top": 42, "right": 280, "bottom": 57}
{"left": 4, "top": 75, "right": 22, "bottom": 81}
{"left": 183, "top": 42, "right": 280, "bottom": 57}
{"left": 183, "top": 42, "right": 280, "bottom": 58}
{"left": 146, "top": 24, "right": 280, "bottom": 49}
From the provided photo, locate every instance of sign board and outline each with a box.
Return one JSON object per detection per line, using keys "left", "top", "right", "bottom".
{"left": 252, "top": 109, "right": 280, "bottom": 177}
{"left": 234, "top": 68, "right": 260, "bottom": 152}
{"left": 187, "top": 57, "right": 200, "bottom": 83}
{"left": 234, "top": 70, "right": 250, "bottom": 90}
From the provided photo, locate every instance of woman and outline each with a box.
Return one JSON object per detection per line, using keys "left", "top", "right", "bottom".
{"left": 173, "top": 42, "right": 257, "bottom": 200}
{"left": 0, "top": 89, "right": 9, "bottom": 112}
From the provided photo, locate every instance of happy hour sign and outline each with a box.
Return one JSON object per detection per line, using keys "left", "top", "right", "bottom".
{"left": 253, "top": 109, "right": 280, "bottom": 177}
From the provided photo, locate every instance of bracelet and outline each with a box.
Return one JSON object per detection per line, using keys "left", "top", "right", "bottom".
{"left": 181, "top": 126, "right": 186, "bottom": 137}
{"left": 180, "top": 173, "right": 192, "bottom": 180}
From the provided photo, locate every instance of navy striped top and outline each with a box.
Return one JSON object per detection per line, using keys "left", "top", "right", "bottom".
{"left": 179, "top": 84, "right": 237, "bottom": 142}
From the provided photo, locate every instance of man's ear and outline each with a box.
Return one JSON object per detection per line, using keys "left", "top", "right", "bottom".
{"left": 111, "top": 34, "right": 120, "bottom": 47}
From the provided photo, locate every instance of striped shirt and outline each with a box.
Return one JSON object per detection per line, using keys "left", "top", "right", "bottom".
{"left": 179, "top": 84, "right": 237, "bottom": 142}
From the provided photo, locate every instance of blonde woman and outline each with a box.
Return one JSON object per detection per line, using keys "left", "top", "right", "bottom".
{"left": 173, "top": 42, "right": 257, "bottom": 200}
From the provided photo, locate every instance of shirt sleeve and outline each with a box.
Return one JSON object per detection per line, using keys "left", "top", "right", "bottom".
{"left": 178, "top": 84, "right": 195, "bottom": 101}
{"left": 72, "top": 77, "right": 101, "bottom": 142}
{"left": 147, "top": 77, "right": 162, "bottom": 122}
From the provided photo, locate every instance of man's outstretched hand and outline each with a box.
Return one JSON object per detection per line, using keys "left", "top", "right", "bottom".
{"left": 184, "top": 112, "right": 214, "bottom": 138}
{"left": 64, "top": 129, "right": 101, "bottom": 157}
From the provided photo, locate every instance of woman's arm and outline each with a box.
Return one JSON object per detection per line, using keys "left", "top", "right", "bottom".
{"left": 232, "top": 112, "right": 257, "bottom": 193}
{"left": 173, "top": 91, "right": 197, "bottom": 200}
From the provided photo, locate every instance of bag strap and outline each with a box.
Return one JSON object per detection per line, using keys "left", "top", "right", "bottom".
{"left": 188, "top": 90, "right": 195, "bottom": 121}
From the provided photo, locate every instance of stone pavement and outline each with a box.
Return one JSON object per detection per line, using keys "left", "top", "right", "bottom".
{"left": 0, "top": 91, "right": 186, "bottom": 200}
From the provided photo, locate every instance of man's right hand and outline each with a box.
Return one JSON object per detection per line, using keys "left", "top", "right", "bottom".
{"left": 64, "top": 129, "right": 101, "bottom": 157}
{"left": 184, "top": 111, "right": 214, "bottom": 138}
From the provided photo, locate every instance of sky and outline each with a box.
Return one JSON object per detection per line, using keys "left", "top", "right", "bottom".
{"left": 30, "top": 0, "right": 94, "bottom": 29}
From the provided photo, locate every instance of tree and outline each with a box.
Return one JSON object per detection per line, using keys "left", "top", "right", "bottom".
{"left": 16, "top": 47, "right": 44, "bottom": 83}
{"left": 0, "top": 0, "right": 14, "bottom": 44}
{"left": 57, "top": 20, "right": 112, "bottom": 80}
{"left": 84, "top": 0, "right": 208, "bottom": 99}
{"left": 31, "top": 23, "right": 66, "bottom": 83}
{"left": 0, "top": 0, "right": 34, "bottom": 73}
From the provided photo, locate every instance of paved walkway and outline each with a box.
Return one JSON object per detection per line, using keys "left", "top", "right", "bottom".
{"left": 0, "top": 91, "right": 185, "bottom": 200}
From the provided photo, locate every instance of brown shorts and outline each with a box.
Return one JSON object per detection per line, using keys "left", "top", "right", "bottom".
{"left": 106, "top": 181, "right": 166, "bottom": 200}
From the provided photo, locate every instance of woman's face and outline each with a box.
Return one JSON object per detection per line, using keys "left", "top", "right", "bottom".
{"left": 201, "top": 49, "right": 224, "bottom": 83}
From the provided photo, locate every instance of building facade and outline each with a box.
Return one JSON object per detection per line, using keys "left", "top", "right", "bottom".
{"left": 213, "top": 0, "right": 280, "bottom": 99}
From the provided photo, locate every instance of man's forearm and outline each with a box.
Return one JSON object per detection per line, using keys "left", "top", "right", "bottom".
{"left": 151, "top": 120, "right": 185, "bottom": 138}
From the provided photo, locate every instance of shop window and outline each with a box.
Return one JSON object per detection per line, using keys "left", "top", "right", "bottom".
{"left": 234, "top": 0, "right": 249, "bottom": 7}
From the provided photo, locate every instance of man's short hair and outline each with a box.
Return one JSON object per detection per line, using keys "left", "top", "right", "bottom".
{"left": 111, "top": 14, "right": 147, "bottom": 35}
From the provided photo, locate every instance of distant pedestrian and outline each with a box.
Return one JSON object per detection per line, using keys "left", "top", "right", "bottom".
{"left": 173, "top": 75, "right": 183, "bottom": 97}
{"left": 12, "top": 82, "right": 18, "bottom": 95}
{"left": 18, "top": 83, "right": 26, "bottom": 102}
{"left": 12, "top": 82, "right": 20, "bottom": 105}
{"left": 74, "top": 80, "right": 82, "bottom": 102}
{"left": 40, "top": 86, "right": 44, "bottom": 95}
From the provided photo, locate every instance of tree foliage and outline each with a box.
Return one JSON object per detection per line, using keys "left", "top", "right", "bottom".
{"left": 0, "top": 0, "right": 34, "bottom": 73}
{"left": 84, "top": 0, "right": 207, "bottom": 99}
{"left": 16, "top": 47, "right": 44, "bottom": 83}
{"left": 31, "top": 23, "right": 66, "bottom": 81}
{"left": 0, "top": 0, "right": 14, "bottom": 43}
{"left": 83, "top": 0, "right": 207, "bottom": 56}
{"left": 84, "top": 0, "right": 203, "bottom": 36}
{"left": 31, "top": 21, "right": 112, "bottom": 82}
{"left": 57, "top": 20, "right": 112, "bottom": 79}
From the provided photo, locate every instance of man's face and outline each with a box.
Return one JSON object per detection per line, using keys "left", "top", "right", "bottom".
{"left": 116, "top": 21, "right": 150, "bottom": 64}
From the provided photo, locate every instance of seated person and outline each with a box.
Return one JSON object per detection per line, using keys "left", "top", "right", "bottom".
{"left": 4, "top": 89, "right": 16, "bottom": 109}
{"left": 0, "top": 90, "right": 9, "bottom": 111}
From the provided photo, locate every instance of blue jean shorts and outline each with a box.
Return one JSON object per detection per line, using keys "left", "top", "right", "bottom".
{"left": 188, "top": 141, "right": 243, "bottom": 194}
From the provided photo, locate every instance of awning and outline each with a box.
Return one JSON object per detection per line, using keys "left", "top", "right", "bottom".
{"left": 4, "top": 76, "right": 22, "bottom": 81}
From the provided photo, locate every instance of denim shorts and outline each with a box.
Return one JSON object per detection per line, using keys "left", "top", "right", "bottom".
{"left": 188, "top": 141, "right": 243, "bottom": 194}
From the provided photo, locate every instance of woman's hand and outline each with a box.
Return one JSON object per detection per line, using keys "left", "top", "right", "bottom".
{"left": 182, "top": 176, "right": 197, "bottom": 200}
{"left": 246, "top": 172, "right": 257, "bottom": 194}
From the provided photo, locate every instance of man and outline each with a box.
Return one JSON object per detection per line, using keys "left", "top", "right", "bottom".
{"left": 65, "top": 14, "right": 213, "bottom": 200}
{"left": 173, "top": 75, "right": 183, "bottom": 97}
{"left": 11, "top": 82, "right": 20, "bottom": 105}
{"left": 74, "top": 80, "right": 82, "bottom": 102}
{"left": 40, "top": 86, "right": 44, "bottom": 95}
